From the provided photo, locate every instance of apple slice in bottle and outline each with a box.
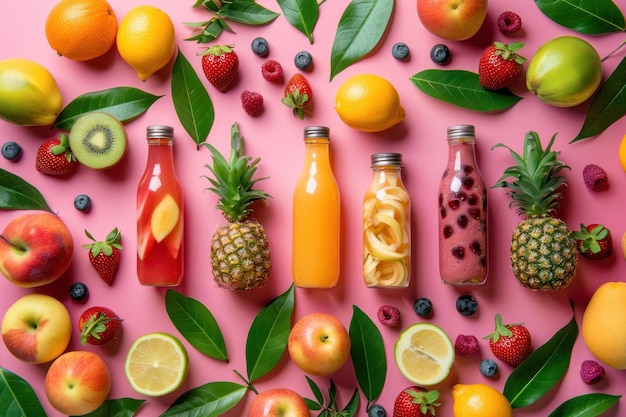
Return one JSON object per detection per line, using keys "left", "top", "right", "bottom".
{"left": 163, "top": 217, "right": 183, "bottom": 259}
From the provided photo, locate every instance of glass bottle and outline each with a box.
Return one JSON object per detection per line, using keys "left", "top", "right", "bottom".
{"left": 438, "top": 124, "right": 488, "bottom": 285}
{"left": 292, "top": 126, "right": 340, "bottom": 288}
{"left": 363, "top": 153, "right": 411, "bottom": 288}
{"left": 137, "top": 125, "right": 184, "bottom": 286}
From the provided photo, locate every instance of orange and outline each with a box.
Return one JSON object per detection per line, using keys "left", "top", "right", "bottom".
{"left": 452, "top": 384, "right": 513, "bottom": 417}
{"left": 45, "top": 0, "right": 118, "bottom": 61}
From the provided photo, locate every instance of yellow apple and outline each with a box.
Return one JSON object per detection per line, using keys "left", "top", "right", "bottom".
{"left": 287, "top": 313, "right": 351, "bottom": 376}
{"left": 45, "top": 351, "right": 111, "bottom": 415}
{"left": 248, "top": 388, "right": 311, "bottom": 417}
{"left": 2, "top": 293, "right": 72, "bottom": 364}
{"left": 417, "top": 0, "right": 488, "bottom": 41}
{"left": 0, "top": 212, "right": 74, "bottom": 287}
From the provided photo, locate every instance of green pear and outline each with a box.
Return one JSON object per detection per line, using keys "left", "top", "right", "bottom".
{"left": 526, "top": 36, "right": 602, "bottom": 108}
{"left": 0, "top": 58, "right": 63, "bottom": 126}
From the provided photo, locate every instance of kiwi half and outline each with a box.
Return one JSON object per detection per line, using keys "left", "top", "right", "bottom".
{"left": 69, "top": 112, "right": 127, "bottom": 169}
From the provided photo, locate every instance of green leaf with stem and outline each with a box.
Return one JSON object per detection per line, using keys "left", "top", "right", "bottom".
{"left": 218, "top": 0, "right": 280, "bottom": 25}
{"left": 171, "top": 49, "right": 214, "bottom": 149}
{"left": 53, "top": 87, "right": 162, "bottom": 131}
{"left": 547, "top": 393, "right": 621, "bottom": 417}
{"left": 165, "top": 290, "right": 228, "bottom": 361}
{"left": 349, "top": 305, "right": 385, "bottom": 408}
{"left": 0, "top": 367, "right": 47, "bottom": 417}
{"left": 503, "top": 301, "right": 578, "bottom": 408}
{"left": 277, "top": 0, "right": 319, "bottom": 43}
{"left": 0, "top": 168, "right": 52, "bottom": 212}
{"left": 304, "top": 378, "right": 358, "bottom": 417}
{"left": 77, "top": 398, "right": 145, "bottom": 417}
{"left": 534, "top": 0, "right": 626, "bottom": 34}
{"left": 160, "top": 381, "right": 247, "bottom": 417}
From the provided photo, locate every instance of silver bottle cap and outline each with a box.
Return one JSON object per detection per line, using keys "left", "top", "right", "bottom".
{"left": 147, "top": 125, "right": 174, "bottom": 138}
{"left": 371, "top": 152, "right": 403, "bottom": 167}
{"left": 447, "top": 124, "right": 475, "bottom": 139}
{"left": 304, "top": 126, "right": 330, "bottom": 139}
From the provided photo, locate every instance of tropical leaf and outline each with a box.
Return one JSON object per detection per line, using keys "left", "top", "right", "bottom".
{"left": 160, "top": 381, "right": 247, "bottom": 417}
{"left": 0, "top": 367, "right": 47, "bottom": 417}
{"left": 534, "top": 0, "right": 626, "bottom": 34}
{"left": 78, "top": 398, "right": 145, "bottom": 417}
{"left": 0, "top": 169, "right": 52, "bottom": 212}
{"left": 218, "top": 0, "right": 280, "bottom": 25}
{"left": 547, "top": 393, "right": 621, "bottom": 417}
{"left": 277, "top": 0, "right": 319, "bottom": 43}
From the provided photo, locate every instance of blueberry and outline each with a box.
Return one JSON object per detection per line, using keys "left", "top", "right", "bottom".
{"left": 368, "top": 404, "right": 386, "bottom": 417}
{"left": 430, "top": 44, "right": 451, "bottom": 65}
{"left": 479, "top": 359, "right": 498, "bottom": 378}
{"left": 1, "top": 141, "right": 22, "bottom": 161}
{"left": 294, "top": 51, "right": 313, "bottom": 71}
{"left": 251, "top": 37, "right": 269, "bottom": 57}
{"left": 74, "top": 194, "right": 92, "bottom": 212}
{"left": 414, "top": 297, "right": 433, "bottom": 317}
{"left": 456, "top": 294, "right": 478, "bottom": 316}
{"left": 69, "top": 282, "right": 89, "bottom": 302}
{"left": 391, "top": 42, "right": 410, "bottom": 61}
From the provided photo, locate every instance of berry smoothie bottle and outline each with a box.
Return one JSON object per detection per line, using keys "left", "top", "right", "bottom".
{"left": 438, "top": 125, "right": 488, "bottom": 285}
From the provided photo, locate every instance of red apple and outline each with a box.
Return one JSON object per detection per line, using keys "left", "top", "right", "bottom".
{"left": 0, "top": 212, "right": 74, "bottom": 287}
{"left": 287, "top": 313, "right": 351, "bottom": 376}
{"left": 2, "top": 293, "right": 72, "bottom": 364}
{"left": 248, "top": 388, "right": 311, "bottom": 417}
{"left": 45, "top": 350, "right": 111, "bottom": 416}
{"left": 417, "top": 0, "right": 488, "bottom": 41}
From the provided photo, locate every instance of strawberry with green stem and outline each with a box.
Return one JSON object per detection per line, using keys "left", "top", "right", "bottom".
{"left": 479, "top": 41, "right": 526, "bottom": 90}
{"left": 283, "top": 73, "right": 313, "bottom": 120}
{"left": 572, "top": 223, "right": 612, "bottom": 260}
{"left": 83, "top": 228, "right": 122, "bottom": 285}
{"left": 201, "top": 44, "right": 239, "bottom": 93}
{"left": 484, "top": 313, "right": 532, "bottom": 367}
{"left": 35, "top": 134, "right": 78, "bottom": 176}
{"left": 393, "top": 386, "right": 441, "bottom": 417}
{"left": 78, "top": 306, "right": 123, "bottom": 345}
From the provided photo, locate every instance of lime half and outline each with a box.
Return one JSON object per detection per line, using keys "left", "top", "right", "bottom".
{"left": 124, "top": 332, "right": 189, "bottom": 397}
{"left": 394, "top": 323, "right": 455, "bottom": 386}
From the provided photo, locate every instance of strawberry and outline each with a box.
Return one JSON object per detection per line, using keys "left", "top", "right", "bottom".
{"left": 393, "top": 386, "right": 440, "bottom": 417}
{"left": 201, "top": 44, "right": 239, "bottom": 92}
{"left": 282, "top": 73, "right": 313, "bottom": 120}
{"left": 35, "top": 134, "right": 78, "bottom": 176}
{"left": 572, "top": 223, "right": 613, "bottom": 260}
{"left": 83, "top": 227, "right": 122, "bottom": 285}
{"left": 484, "top": 313, "right": 532, "bottom": 367}
{"left": 78, "top": 306, "right": 123, "bottom": 345}
{"left": 478, "top": 41, "right": 526, "bottom": 90}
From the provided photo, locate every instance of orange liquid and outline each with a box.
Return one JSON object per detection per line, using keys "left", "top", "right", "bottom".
{"left": 137, "top": 138, "right": 184, "bottom": 286}
{"left": 292, "top": 139, "right": 340, "bottom": 288}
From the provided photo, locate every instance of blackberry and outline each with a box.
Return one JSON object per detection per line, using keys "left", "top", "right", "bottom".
{"left": 430, "top": 44, "right": 450, "bottom": 65}
{"left": 368, "top": 404, "right": 386, "bottom": 417}
{"left": 69, "top": 282, "right": 89, "bottom": 302}
{"left": 294, "top": 51, "right": 313, "bottom": 71}
{"left": 456, "top": 294, "right": 478, "bottom": 316}
{"left": 479, "top": 359, "right": 498, "bottom": 377}
{"left": 251, "top": 37, "right": 269, "bottom": 57}
{"left": 74, "top": 194, "right": 92, "bottom": 212}
{"left": 414, "top": 297, "right": 433, "bottom": 317}
{"left": 391, "top": 42, "right": 410, "bottom": 61}
{"left": 1, "top": 141, "right": 22, "bottom": 161}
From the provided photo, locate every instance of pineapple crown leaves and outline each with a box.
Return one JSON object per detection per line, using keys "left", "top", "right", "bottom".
{"left": 571, "top": 223, "right": 609, "bottom": 253}
{"left": 407, "top": 388, "right": 441, "bottom": 415}
{"left": 493, "top": 41, "right": 527, "bottom": 65}
{"left": 51, "top": 133, "right": 76, "bottom": 163}
{"left": 483, "top": 313, "right": 523, "bottom": 342}
{"left": 202, "top": 122, "right": 271, "bottom": 222}
{"left": 82, "top": 227, "right": 122, "bottom": 257}
{"left": 491, "top": 131, "right": 570, "bottom": 218}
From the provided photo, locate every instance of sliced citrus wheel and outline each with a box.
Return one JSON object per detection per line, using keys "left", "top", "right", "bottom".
{"left": 124, "top": 332, "right": 188, "bottom": 397}
{"left": 394, "top": 323, "right": 454, "bottom": 386}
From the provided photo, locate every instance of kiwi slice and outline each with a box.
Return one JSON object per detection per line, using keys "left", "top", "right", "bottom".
{"left": 69, "top": 112, "right": 127, "bottom": 169}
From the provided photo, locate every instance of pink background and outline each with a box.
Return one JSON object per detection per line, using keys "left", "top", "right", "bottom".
{"left": 1, "top": 0, "right": 626, "bottom": 416}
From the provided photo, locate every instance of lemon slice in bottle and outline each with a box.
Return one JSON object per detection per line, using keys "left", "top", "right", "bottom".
{"left": 124, "top": 332, "right": 189, "bottom": 397}
{"left": 394, "top": 323, "right": 454, "bottom": 386}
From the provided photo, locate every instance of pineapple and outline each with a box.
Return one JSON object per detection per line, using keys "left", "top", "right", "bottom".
{"left": 203, "top": 123, "right": 271, "bottom": 290}
{"left": 493, "top": 131, "right": 577, "bottom": 290}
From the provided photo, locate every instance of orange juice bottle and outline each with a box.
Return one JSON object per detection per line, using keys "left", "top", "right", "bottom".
{"left": 137, "top": 125, "right": 184, "bottom": 286}
{"left": 292, "top": 126, "right": 340, "bottom": 288}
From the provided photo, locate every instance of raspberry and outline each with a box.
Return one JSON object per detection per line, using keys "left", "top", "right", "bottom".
{"left": 241, "top": 91, "right": 264, "bottom": 116}
{"left": 377, "top": 305, "right": 400, "bottom": 326}
{"left": 497, "top": 11, "right": 522, "bottom": 35}
{"left": 454, "top": 334, "right": 480, "bottom": 355}
{"left": 261, "top": 60, "right": 284, "bottom": 83}
{"left": 582, "top": 164, "right": 609, "bottom": 191}
{"left": 580, "top": 360, "right": 605, "bottom": 384}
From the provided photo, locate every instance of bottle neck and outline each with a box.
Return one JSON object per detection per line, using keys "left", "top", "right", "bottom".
{"left": 447, "top": 137, "right": 477, "bottom": 169}
{"left": 145, "top": 137, "right": 175, "bottom": 169}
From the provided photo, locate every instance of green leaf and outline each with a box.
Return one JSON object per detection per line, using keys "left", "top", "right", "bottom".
{"left": 571, "top": 55, "right": 626, "bottom": 142}
{"left": 304, "top": 376, "right": 325, "bottom": 407}
{"left": 160, "top": 381, "right": 247, "bottom": 417}
{"left": 53, "top": 87, "right": 162, "bottom": 131}
{"left": 246, "top": 284, "right": 295, "bottom": 381}
{"left": 329, "top": 0, "right": 394, "bottom": 81}
{"left": 349, "top": 305, "right": 386, "bottom": 403}
{"left": 503, "top": 307, "right": 578, "bottom": 408}
{"left": 219, "top": 0, "right": 280, "bottom": 25}
{"left": 165, "top": 290, "right": 228, "bottom": 361}
{"left": 410, "top": 69, "right": 523, "bottom": 112}
{"left": 0, "top": 366, "right": 47, "bottom": 417}
{"left": 76, "top": 398, "right": 145, "bottom": 417}
{"left": 0, "top": 169, "right": 52, "bottom": 212}
{"left": 277, "top": 0, "right": 319, "bottom": 43}
{"left": 548, "top": 394, "right": 621, "bottom": 417}
{"left": 341, "top": 388, "right": 360, "bottom": 417}
{"left": 171, "top": 50, "right": 214, "bottom": 148}
{"left": 534, "top": 0, "right": 626, "bottom": 34}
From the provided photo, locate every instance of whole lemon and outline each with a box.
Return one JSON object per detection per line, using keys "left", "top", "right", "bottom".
{"left": 526, "top": 36, "right": 602, "bottom": 107}
{"left": 335, "top": 74, "right": 405, "bottom": 132}
{"left": 452, "top": 384, "right": 513, "bottom": 417}
{"left": 0, "top": 58, "right": 63, "bottom": 126}
{"left": 116, "top": 6, "right": 176, "bottom": 81}
{"left": 582, "top": 281, "right": 626, "bottom": 369}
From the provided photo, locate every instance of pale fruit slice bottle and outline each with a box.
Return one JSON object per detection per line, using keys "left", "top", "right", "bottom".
{"left": 363, "top": 153, "right": 411, "bottom": 288}
{"left": 137, "top": 125, "right": 184, "bottom": 286}
{"left": 292, "top": 126, "right": 340, "bottom": 288}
